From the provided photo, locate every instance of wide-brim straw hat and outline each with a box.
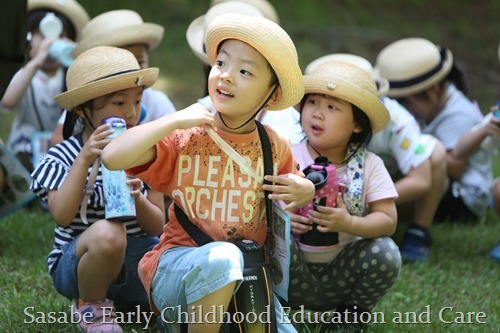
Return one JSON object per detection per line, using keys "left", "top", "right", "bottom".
{"left": 210, "top": 0, "right": 279, "bottom": 24}
{"left": 301, "top": 62, "right": 390, "bottom": 133}
{"left": 375, "top": 37, "right": 453, "bottom": 98}
{"left": 187, "top": 1, "right": 264, "bottom": 65}
{"left": 55, "top": 46, "right": 158, "bottom": 111}
{"left": 72, "top": 9, "right": 164, "bottom": 58}
{"left": 305, "top": 53, "right": 390, "bottom": 98}
{"left": 28, "top": 0, "right": 90, "bottom": 41}
{"left": 205, "top": 13, "right": 304, "bottom": 111}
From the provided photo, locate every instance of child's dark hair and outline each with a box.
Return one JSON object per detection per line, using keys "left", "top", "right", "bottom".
{"left": 351, "top": 104, "right": 372, "bottom": 145}
{"left": 28, "top": 9, "right": 77, "bottom": 41}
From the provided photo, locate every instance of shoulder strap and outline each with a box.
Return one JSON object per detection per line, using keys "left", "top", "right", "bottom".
{"left": 175, "top": 121, "right": 273, "bottom": 248}
{"left": 174, "top": 204, "right": 213, "bottom": 246}
{"left": 255, "top": 121, "right": 274, "bottom": 256}
{"left": 80, "top": 158, "right": 100, "bottom": 225}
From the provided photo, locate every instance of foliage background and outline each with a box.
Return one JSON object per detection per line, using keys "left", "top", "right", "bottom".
{"left": 1, "top": 1, "right": 499, "bottom": 332}
{"left": 75, "top": 0, "right": 500, "bottom": 112}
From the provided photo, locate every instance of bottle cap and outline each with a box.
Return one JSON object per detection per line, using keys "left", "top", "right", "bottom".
{"left": 39, "top": 12, "right": 63, "bottom": 38}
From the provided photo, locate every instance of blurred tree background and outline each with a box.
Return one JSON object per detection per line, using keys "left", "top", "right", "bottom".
{"left": 78, "top": 0, "right": 500, "bottom": 112}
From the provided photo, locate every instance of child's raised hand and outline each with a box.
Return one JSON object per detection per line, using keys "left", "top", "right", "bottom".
{"left": 311, "top": 193, "right": 353, "bottom": 233}
{"left": 80, "top": 123, "right": 114, "bottom": 164}
{"left": 173, "top": 103, "right": 215, "bottom": 129}
{"left": 262, "top": 173, "right": 315, "bottom": 211}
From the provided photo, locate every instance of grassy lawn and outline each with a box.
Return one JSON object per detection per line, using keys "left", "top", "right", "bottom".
{"left": 0, "top": 201, "right": 499, "bottom": 332}
{"left": 1, "top": 1, "right": 499, "bottom": 332}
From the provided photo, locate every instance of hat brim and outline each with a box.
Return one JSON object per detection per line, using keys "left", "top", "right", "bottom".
{"left": 385, "top": 48, "right": 453, "bottom": 98}
{"left": 55, "top": 68, "right": 159, "bottom": 111}
{"left": 301, "top": 74, "right": 390, "bottom": 133}
{"left": 28, "top": 0, "right": 89, "bottom": 41}
{"left": 72, "top": 24, "right": 164, "bottom": 57}
{"left": 186, "top": 15, "right": 211, "bottom": 65}
{"left": 205, "top": 15, "right": 304, "bottom": 111}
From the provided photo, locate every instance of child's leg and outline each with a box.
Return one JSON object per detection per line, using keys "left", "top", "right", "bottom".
{"left": 75, "top": 219, "right": 127, "bottom": 302}
{"left": 287, "top": 237, "right": 401, "bottom": 311}
{"left": 400, "top": 141, "right": 447, "bottom": 262}
{"left": 152, "top": 242, "right": 244, "bottom": 332}
{"left": 493, "top": 178, "right": 500, "bottom": 216}
{"left": 412, "top": 141, "right": 448, "bottom": 228}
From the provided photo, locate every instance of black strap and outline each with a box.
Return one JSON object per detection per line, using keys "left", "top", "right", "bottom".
{"left": 255, "top": 121, "right": 274, "bottom": 258}
{"left": 174, "top": 204, "right": 213, "bottom": 246}
{"left": 175, "top": 121, "right": 274, "bottom": 248}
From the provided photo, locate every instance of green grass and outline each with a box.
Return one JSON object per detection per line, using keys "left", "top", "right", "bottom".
{"left": 2, "top": 1, "right": 500, "bottom": 331}
{"left": 1, "top": 198, "right": 499, "bottom": 332}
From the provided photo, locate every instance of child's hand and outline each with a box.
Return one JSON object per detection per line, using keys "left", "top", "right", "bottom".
{"left": 310, "top": 193, "right": 353, "bottom": 233}
{"left": 173, "top": 103, "right": 215, "bottom": 129}
{"left": 262, "top": 174, "right": 315, "bottom": 211}
{"left": 126, "top": 177, "right": 142, "bottom": 198}
{"left": 289, "top": 211, "right": 313, "bottom": 235}
{"left": 486, "top": 112, "right": 500, "bottom": 137}
{"left": 80, "top": 123, "right": 113, "bottom": 164}
{"left": 31, "top": 36, "right": 58, "bottom": 67}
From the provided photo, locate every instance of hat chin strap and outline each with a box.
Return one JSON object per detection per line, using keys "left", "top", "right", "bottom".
{"left": 218, "top": 83, "right": 278, "bottom": 130}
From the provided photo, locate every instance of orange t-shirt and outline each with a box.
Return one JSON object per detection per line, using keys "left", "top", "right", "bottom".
{"left": 127, "top": 124, "right": 302, "bottom": 312}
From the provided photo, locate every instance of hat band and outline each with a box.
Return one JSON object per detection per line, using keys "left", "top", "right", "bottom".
{"left": 388, "top": 48, "right": 448, "bottom": 89}
{"left": 91, "top": 69, "right": 140, "bottom": 83}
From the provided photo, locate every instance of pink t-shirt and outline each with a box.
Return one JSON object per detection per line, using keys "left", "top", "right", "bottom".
{"left": 127, "top": 125, "right": 301, "bottom": 311}
{"left": 292, "top": 141, "right": 398, "bottom": 263}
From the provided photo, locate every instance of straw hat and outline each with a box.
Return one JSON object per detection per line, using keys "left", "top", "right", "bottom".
{"left": 205, "top": 13, "right": 304, "bottom": 111}
{"left": 28, "top": 0, "right": 90, "bottom": 41}
{"left": 187, "top": 1, "right": 264, "bottom": 65}
{"left": 210, "top": 0, "right": 279, "bottom": 24}
{"left": 301, "top": 61, "right": 390, "bottom": 133}
{"left": 72, "top": 9, "right": 164, "bottom": 57}
{"left": 375, "top": 37, "right": 454, "bottom": 98}
{"left": 305, "top": 53, "right": 390, "bottom": 97}
{"left": 55, "top": 46, "right": 158, "bottom": 111}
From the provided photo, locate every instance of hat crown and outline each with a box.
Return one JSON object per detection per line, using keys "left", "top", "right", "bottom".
{"left": 66, "top": 46, "right": 141, "bottom": 91}
{"left": 205, "top": 13, "right": 303, "bottom": 110}
{"left": 80, "top": 10, "right": 144, "bottom": 40}
{"left": 308, "top": 62, "right": 377, "bottom": 96}
{"left": 377, "top": 38, "right": 442, "bottom": 81}
{"left": 210, "top": 0, "right": 279, "bottom": 23}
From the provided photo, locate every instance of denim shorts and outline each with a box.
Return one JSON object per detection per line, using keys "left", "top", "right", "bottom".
{"left": 152, "top": 242, "right": 297, "bottom": 333}
{"left": 51, "top": 235, "right": 159, "bottom": 309}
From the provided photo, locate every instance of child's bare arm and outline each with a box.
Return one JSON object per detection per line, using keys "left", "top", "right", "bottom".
{"left": 101, "top": 103, "right": 215, "bottom": 170}
{"left": 313, "top": 195, "right": 397, "bottom": 238}
{"left": 47, "top": 124, "right": 113, "bottom": 226}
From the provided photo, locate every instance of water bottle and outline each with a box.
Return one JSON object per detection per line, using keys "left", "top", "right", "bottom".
{"left": 101, "top": 117, "right": 136, "bottom": 220}
{"left": 39, "top": 12, "right": 75, "bottom": 67}
{"left": 39, "top": 12, "right": 63, "bottom": 38}
{"left": 299, "top": 157, "right": 346, "bottom": 246}
{"left": 48, "top": 40, "right": 75, "bottom": 67}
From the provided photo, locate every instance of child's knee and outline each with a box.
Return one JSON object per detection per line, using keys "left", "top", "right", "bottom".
{"left": 89, "top": 220, "right": 127, "bottom": 254}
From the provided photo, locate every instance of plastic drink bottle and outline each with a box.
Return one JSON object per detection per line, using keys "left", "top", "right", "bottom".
{"left": 100, "top": 117, "right": 136, "bottom": 220}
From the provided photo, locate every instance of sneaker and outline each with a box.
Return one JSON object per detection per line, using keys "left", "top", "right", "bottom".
{"left": 489, "top": 244, "right": 500, "bottom": 261}
{"left": 400, "top": 224, "right": 432, "bottom": 263}
{"left": 75, "top": 299, "right": 123, "bottom": 333}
